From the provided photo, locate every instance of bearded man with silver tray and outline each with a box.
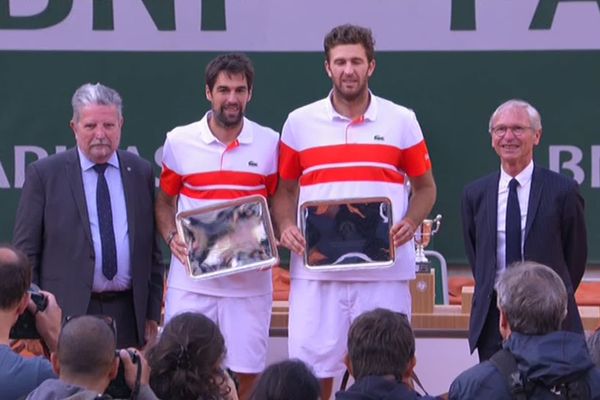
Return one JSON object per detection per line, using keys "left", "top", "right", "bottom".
{"left": 271, "top": 24, "right": 437, "bottom": 399}
{"left": 155, "top": 54, "right": 279, "bottom": 399}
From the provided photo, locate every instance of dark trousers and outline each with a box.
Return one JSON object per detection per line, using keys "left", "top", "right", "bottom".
{"left": 87, "top": 290, "right": 139, "bottom": 348}
{"left": 476, "top": 291, "right": 503, "bottom": 362}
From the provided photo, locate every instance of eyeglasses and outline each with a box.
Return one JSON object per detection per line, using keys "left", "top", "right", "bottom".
{"left": 63, "top": 314, "right": 118, "bottom": 345}
{"left": 490, "top": 125, "right": 533, "bottom": 137}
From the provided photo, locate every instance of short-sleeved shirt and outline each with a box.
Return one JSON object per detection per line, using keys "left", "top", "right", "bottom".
{"left": 160, "top": 112, "right": 279, "bottom": 297}
{"left": 0, "top": 344, "right": 56, "bottom": 400}
{"left": 279, "top": 93, "right": 431, "bottom": 282}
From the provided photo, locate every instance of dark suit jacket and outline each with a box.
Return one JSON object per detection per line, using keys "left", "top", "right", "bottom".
{"left": 13, "top": 148, "right": 164, "bottom": 346}
{"left": 461, "top": 165, "right": 587, "bottom": 352}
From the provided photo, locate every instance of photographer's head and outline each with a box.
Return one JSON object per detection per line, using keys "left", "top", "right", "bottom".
{"left": 147, "top": 312, "right": 229, "bottom": 400}
{"left": 0, "top": 247, "right": 59, "bottom": 400}
{"left": 1, "top": 244, "right": 62, "bottom": 355}
{"left": 0, "top": 244, "right": 31, "bottom": 317}
{"left": 347, "top": 308, "right": 415, "bottom": 382}
{"left": 495, "top": 261, "right": 567, "bottom": 338}
{"left": 250, "top": 359, "right": 319, "bottom": 400}
{"left": 52, "top": 315, "right": 118, "bottom": 390}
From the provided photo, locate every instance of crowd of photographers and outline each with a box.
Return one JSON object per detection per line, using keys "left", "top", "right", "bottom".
{"left": 1, "top": 243, "right": 273, "bottom": 400}
{"left": 3, "top": 242, "right": 600, "bottom": 400}
{"left": 0, "top": 244, "right": 150, "bottom": 400}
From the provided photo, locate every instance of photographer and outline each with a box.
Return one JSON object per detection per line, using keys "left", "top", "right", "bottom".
{"left": 0, "top": 244, "right": 61, "bottom": 400}
{"left": 336, "top": 308, "right": 441, "bottom": 400}
{"left": 26, "top": 315, "right": 158, "bottom": 400}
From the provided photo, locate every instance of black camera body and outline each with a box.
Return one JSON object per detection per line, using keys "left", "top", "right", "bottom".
{"left": 106, "top": 349, "right": 140, "bottom": 399}
{"left": 9, "top": 284, "right": 48, "bottom": 340}
{"left": 121, "top": 349, "right": 140, "bottom": 364}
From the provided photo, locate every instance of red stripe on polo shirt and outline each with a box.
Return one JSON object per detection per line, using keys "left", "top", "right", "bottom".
{"left": 401, "top": 140, "right": 432, "bottom": 177}
{"left": 180, "top": 170, "right": 270, "bottom": 199}
{"left": 180, "top": 187, "right": 267, "bottom": 200}
{"left": 279, "top": 142, "right": 302, "bottom": 180}
{"left": 300, "top": 166, "right": 405, "bottom": 186}
{"left": 160, "top": 164, "right": 183, "bottom": 196}
{"left": 265, "top": 173, "right": 278, "bottom": 196}
{"left": 183, "top": 170, "right": 265, "bottom": 187}
{"left": 300, "top": 144, "right": 402, "bottom": 170}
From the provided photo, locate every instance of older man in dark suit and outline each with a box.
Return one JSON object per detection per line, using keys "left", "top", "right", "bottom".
{"left": 13, "top": 83, "right": 164, "bottom": 348}
{"left": 461, "top": 99, "right": 587, "bottom": 361}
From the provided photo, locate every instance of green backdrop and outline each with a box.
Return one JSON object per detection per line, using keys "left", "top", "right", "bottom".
{"left": 1, "top": 51, "right": 598, "bottom": 264}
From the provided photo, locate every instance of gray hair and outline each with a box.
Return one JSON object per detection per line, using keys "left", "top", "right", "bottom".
{"left": 495, "top": 261, "right": 567, "bottom": 335}
{"left": 71, "top": 83, "right": 123, "bottom": 122}
{"left": 587, "top": 330, "right": 600, "bottom": 368}
{"left": 488, "top": 99, "right": 542, "bottom": 132}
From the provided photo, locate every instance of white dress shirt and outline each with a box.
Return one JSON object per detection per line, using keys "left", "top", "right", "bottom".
{"left": 496, "top": 160, "right": 534, "bottom": 280}
{"left": 78, "top": 148, "right": 132, "bottom": 292}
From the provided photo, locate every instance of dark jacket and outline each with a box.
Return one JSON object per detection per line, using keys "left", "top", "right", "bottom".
{"left": 13, "top": 148, "right": 164, "bottom": 348}
{"left": 25, "top": 378, "right": 159, "bottom": 400}
{"left": 461, "top": 166, "right": 586, "bottom": 353}
{"left": 449, "top": 331, "right": 600, "bottom": 399}
{"left": 336, "top": 375, "right": 440, "bottom": 400}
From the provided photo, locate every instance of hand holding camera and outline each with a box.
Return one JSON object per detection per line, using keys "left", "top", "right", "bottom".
{"left": 30, "top": 290, "right": 62, "bottom": 352}
{"left": 106, "top": 348, "right": 150, "bottom": 399}
{"left": 10, "top": 284, "right": 47, "bottom": 340}
{"left": 119, "top": 348, "right": 150, "bottom": 388}
{"left": 9, "top": 285, "right": 62, "bottom": 353}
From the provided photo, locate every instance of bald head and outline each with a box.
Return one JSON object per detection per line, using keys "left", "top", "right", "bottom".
{"left": 0, "top": 247, "right": 19, "bottom": 263}
{"left": 57, "top": 315, "right": 117, "bottom": 379}
{"left": 0, "top": 244, "right": 31, "bottom": 310}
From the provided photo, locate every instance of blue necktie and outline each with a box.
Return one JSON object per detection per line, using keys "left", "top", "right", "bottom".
{"left": 505, "top": 178, "right": 522, "bottom": 267}
{"left": 94, "top": 164, "right": 117, "bottom": 280}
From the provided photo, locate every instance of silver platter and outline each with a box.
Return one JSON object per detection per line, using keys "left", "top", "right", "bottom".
{"left": 176, "top": 195, "right": 279, "bottom": 280}
{"left": 300, "top": 197, "right": 395, "bottom": 271}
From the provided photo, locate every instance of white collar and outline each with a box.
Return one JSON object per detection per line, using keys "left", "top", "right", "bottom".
{"left": 325, "top": 90, "right": 378, "bottom": 123}
{"left": 199, "top": 111, "right": 253, "bottom": 145}
{"left": 500, "top": 160, "right": 534, "bottom": 189}
{"left": 78, "top": 147, "right": 120, "bottom": 172}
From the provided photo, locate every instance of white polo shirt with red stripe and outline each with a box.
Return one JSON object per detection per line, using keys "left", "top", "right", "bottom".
{"left": 160, "top": 112, "right": 279, "bottom": 297}
{"left": 280, "top": 93, "right": 432, "bottom": 282}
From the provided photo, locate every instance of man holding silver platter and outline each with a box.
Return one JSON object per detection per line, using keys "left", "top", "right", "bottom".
{"left": 272, "top": 24, "right": 436, "bottom": 399}
{"left": 155, "top": 53, "right": 279, "bottom": 399}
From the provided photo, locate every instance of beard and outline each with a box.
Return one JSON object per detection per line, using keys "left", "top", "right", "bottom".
{"left": 333, "top": 76, "right": 369, "bottom": 103}
{"left": 213, "top": 103, "right": 245, "bottom": 128}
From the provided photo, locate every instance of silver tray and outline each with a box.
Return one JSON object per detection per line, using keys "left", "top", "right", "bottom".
{"left": 300, "top": 197, "right": 395, "bottom": 271}
{"left": 176, "top": 195, "right": 279, "bottom": 280}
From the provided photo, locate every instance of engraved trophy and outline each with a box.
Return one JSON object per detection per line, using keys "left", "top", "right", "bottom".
{"left": 414, "top": 214, "right": 442, "bottom": 273}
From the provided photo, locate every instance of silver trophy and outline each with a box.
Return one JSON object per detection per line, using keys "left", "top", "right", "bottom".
{"left": 176, "top": 195, "right": 279, "bottom": 280}
{"left": 300, "top": 197, "right": 395, "bottom": 271}
{"left": 414, "top": 214, "right": 442, "bottom": 273}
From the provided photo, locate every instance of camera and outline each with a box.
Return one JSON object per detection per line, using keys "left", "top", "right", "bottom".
{"left": 9, "top": 284, "right": 48, "bottom": 340}
{"left": 106, "top": 349, "right": 140, "bottom": 399}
